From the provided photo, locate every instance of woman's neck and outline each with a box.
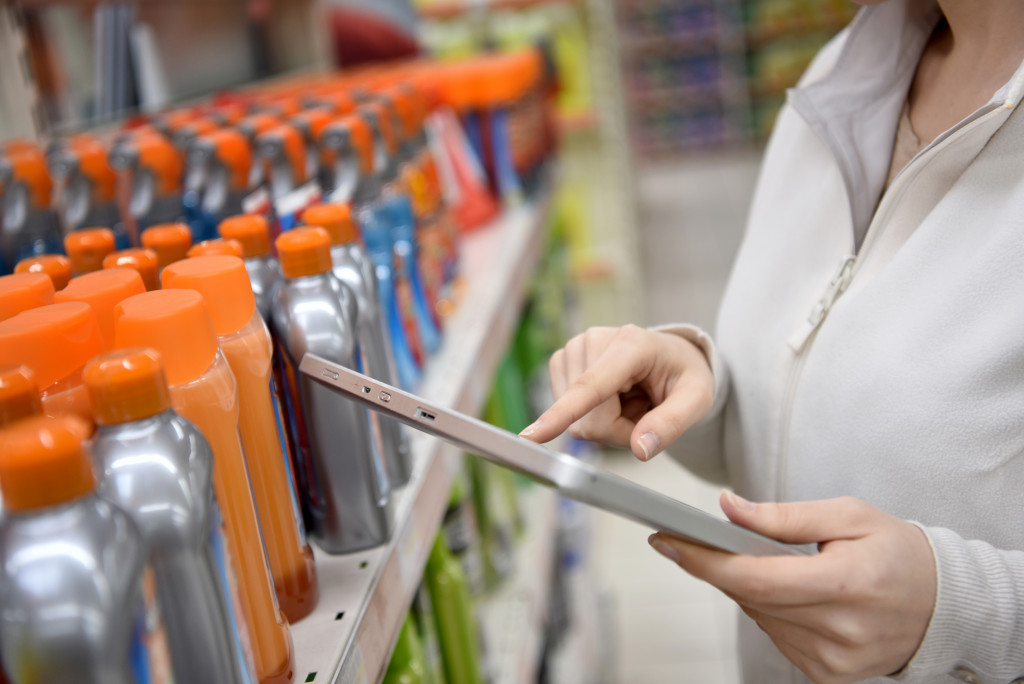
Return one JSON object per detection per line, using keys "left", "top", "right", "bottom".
{"left": 907, "top": 1, "right": 1024, "bottom": 143}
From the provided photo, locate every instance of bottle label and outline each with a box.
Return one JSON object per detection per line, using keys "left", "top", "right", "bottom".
{"left": 268, "top": 372, "right": 308, "bottom": 547}
{"left": 209, "top": 505, "right": 259, "bottom": 684}
{"left": 130, "top": 567, "right": 175, "bottom": 684}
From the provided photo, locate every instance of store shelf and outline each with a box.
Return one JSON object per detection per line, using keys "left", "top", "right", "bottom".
{"left": 289, "top": 189, "right": 551, "bottom": 684}
{"left": 479, "top": 486, "right": 559, "bottom": 684}
{"left": 418, "top": 0, "right": 578, "bottom": 20}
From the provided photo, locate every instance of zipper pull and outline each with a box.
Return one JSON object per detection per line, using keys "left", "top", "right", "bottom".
{"left": 788, "top": 255, "right": 856, "bottom": 352}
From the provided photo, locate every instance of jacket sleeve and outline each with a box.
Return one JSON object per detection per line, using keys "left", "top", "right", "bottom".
{"left": 895, "top": 525, "right": 1024, "bottom": 683}
{"left": 651, "top": 324, "right": 731, "bottom": 485}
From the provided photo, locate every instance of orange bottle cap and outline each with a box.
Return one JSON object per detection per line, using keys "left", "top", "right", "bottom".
{"left": 302, "top": 203, "right": 358, "bottom": 245}
{"left": 83, "top": 347, "right": 171, "bottom": 426}
{"left": 187, "top": 238, "right": 244, "bottom": 259}
{"left": 0, "top": 273, "right": 55, "bottom": 322}
{"left": 103, "top": 248, "right": 160, "bottom": 291}
{"left": 0, "top": 364, "right": 41, "bottom": 427}
{"left": 0, "top": 301, "right": 104, "bottom": 389}
{"left": 258, "top": 124, "right": 306, "bottom": 184}
{"left": 142, "top": 223, "right": 193, "bottom": 269}
{"left": 63, "top": 135, "right": 118, "bottom": 202}
{"left": 133, "top": 132, "right": 184, "bottom": 196}
{"left": 0, "top": 415, "right": 95, "bottom": 513}
{"left": 202, "top": 129, "right": 253, "bottom": 191}
{"left": 55, "top": 268, "right": 146, "bottom": 350}
{"left": 363, "top": 101, "right": 399, "bottom": 152}
{"left": 65, "top": 228, "right": 117, "bottom": 274}
{"left": 4, "top": 144, "right": 52, "bottom": 209}
{"left": 161, "top": 256, "right": 256, "bottom": 336}
{"left": 275, "top": 227, "right": 333, "bottom": 279}
{"left": 15, "top": 255, "right": 72, "bottom": 291}
{"left": 113, "top": 289, "right": 219, "bottom": 387}
{"left": 218, "top": 214, "right": 271, "bottom": 258}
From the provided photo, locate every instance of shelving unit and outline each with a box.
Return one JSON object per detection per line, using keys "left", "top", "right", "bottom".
{"left": 417, "top": 0, "right": 579, "bottom": 21}
{"left": 290, "top": 189, "right": 552, "bottom": 684}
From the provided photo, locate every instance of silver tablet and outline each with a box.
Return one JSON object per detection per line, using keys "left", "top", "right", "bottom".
{"left": 300, "top": 353, "right": 814, "bottom": 557}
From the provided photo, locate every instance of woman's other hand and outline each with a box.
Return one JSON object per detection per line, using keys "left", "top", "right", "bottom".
{"left": 519, "top": 325, "right": 714, "bottom": 461}
{"left": 650, "top": 494, "right": 937, "bottom": 684}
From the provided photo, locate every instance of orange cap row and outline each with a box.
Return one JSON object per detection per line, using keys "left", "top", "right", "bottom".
{"left": 15, "top": 255, "right": 72, "bottom": 291}
{"left": 142, "top": 223, "right": 193, "bottom": 269}
{"left": 65, "top": 228, "right": 117, "bottom": 274}
{"left": 0, "top": 273, "right": 54, "bottom": 322}
{"left": 218, "top": 214, "right": 271, "bottom": 258}
{"left": 302, "top": 203, "right": 357, "bottom": 245}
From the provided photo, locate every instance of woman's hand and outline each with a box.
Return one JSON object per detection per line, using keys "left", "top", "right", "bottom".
{"left": 650, "top": 493, "right": 937, "bottom": 684}
{"left": 519, "top": 325, "right": 714, "bottom": 461}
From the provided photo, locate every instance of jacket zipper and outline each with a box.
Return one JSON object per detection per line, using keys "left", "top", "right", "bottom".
{"left": 770, "top": 103, "right": 1006, "bottom": 500}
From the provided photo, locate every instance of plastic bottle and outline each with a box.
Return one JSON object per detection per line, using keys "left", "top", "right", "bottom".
{"left": 0, "top": 364, "right": 40, "bottom": 428}
{"left": 383, "top": 615, "right": 429, "bottom": 684}
{"left": 0, "top": 415, "right": 147, "bottom": 684}
{"left": 14, "top": 254, "right": 72, "bottom": 291}
{"left": 303, "top": 202, "right": 413, "bottom": 487}
{"left": 411, "top": 586, "right": 445, "bottom": 684}
{"left": 103, "top": 248, "right": 161, "bottom": 290}
{"left": 270, "top": 227, "right": 394, "bottom": 553}
{"left": 218, "top": 214, "right": 280, "bottom": 321}
{"left": 54, "top": 268, "right": 146, "bottom": 350}
{"left": 48, "top": 135, "right": 122, "bottom": 241}
{"left": 162, "top": 256, "right": 319, "bottom": 623}
{"left": 142, "top": 222, "right": 193, "bottom": 270}
{"left": 366, "top": 102, "right": 443, "bottom": 360}
{"left": 84, "top": 348, "right": 252, "bottom": 684}
{"left": 188, "top": 237, "right": 244, "bottom": 258}
{"left": 107, "top": 129, "right": 185, "bottom": 243}
{"left": 0, "top": 142, "right": 62, "bottom": 273}
{"left": 425, "top": 534, "right": 485, "bottom": 684}
{"left": 184, "top": 129, "right": 255, "bottom": 241}
{"left": 65, "top": 227, "right": 117, "bottom": 275}
{"left": 113, "top": 289, "right": 295, "bottom": 684}
{"left": 443, "top": 470, "right": 485, "bottom": 595}
{"left": 0, "top": 301, "right": 104, "bottom": 426}
{"left": 0, "top": 273, "right": 54, "bottom": 322}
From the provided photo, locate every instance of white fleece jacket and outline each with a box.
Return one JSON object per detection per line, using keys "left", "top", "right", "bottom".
{"left": 664, "top": 2, "right": 1024, "bottom": 683}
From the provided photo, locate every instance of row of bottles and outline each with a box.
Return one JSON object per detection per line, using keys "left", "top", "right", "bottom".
{"left": 0, "top": 46, "right": 559, "bottom": 684}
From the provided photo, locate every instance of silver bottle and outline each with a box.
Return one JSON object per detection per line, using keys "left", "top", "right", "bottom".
{"left": 271, "top": 265, "right": 394, "bottom": 553}
{"left": 244, "top": 253, "right": 281, "bottom": 322}
{"left": 90, "top": 409, "right": 249, "bottom": 684}
{"left": 0, "top": 493, "right": 144, "bottom": 684}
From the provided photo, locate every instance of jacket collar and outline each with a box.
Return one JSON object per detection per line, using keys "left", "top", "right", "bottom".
{"left": 787, "top": 0, "right": 1024, "bottom": 248}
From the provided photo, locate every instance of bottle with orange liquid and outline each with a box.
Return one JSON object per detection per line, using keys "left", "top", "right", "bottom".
{"left": 54, "top": 268, "right": 146, "bottom": 349}
{"left": 270, "top": 227, "right": 394, "bottom": 553}
{"left": 0, "top": 364, "right": 41, "bottom": 430}
{"left": 162, "top": 256, "right": 319, "bottom": 622}
{"left": 85, "top": 348, "right": 251, "bottom": 684}
{"left": 114, "top": 289, "right": 294, "bottom": 684}
{"left": 217, "top": 214, "right": 280, "bottom": 321}
{"left": 0, "top": 301, "right": 104, "bottom": 426}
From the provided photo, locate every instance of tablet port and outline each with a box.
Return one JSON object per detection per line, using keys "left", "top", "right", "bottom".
{"left": 362, "top": 386, "right": 371, "bottom": 394}
{"left": 415, "top": 408, "right": 436, "bottom": 422}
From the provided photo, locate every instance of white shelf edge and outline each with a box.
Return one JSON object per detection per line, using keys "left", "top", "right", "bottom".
{"left": 290, "top": 189, "right": 552, "bottom": 684}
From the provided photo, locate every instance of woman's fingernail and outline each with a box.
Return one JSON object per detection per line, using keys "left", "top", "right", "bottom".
{"left": 725, "top": 490, "right": 756, "bottom": 512}
{"left": 520, "top": 420, "right": 541, "bottom": 438}
{"left": 649, "top": 535, "right": 679, "bottom": 564}
{"left": 637, "top": 432, "right": 660, "bottom": 460}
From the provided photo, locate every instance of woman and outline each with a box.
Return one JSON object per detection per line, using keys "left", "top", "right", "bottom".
{"left": 521, "top": 1, "right": 1024, "bottom": 682}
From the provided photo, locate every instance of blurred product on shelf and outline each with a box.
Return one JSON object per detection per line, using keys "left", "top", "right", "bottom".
{"left": 271, "top": 227, "right": 394, "bottom": 554}
{"left": 47, "top": 135, "right": 123, "bottom": 246}
{"left": 0, "top": 301, "right": 104, "bottom": 426}
{"left": 412, "top": 584, "right": 447, "bottom": 684}
{"left": 217, "top": 213, "right": 280, "bottom": 321}
{"left": 84, "top": 348, "right": 253, "bottom": 684}
{"left": 425, "top": 533, "right": 486, "bottom": 684}
{"left": 141, "top": 221, "right": 193, "bottom": 270}
{"left": 0, "top": 142, "right": 61, "bottom": 275}
{"left": 103, "top": 247, "right": 161, "bottom": 291}
{"left": 443, "top": 469, "right": 486, "bottom": 594}
{"left": 188, "top": 237, "right": 245, "bottom": 258}
{"left": 303, "top": 201, "right": 414, "bottom": 487}
{"left": 162, "top": 255, "right": 319, "bottom": 623}
{"left": 54, "top": 268, "right": 146, "bottom": 349}
{"left": 184, "top": 129, "right": 258, "bottom": 242}
{"left": 256, "top": 124, "right": 321, "bottom": 233}
{"left": 0, "top": 273, "right": 54, "bottom": 322}
{"left": 0, "top": 364, "right": 41, "bottom": 429}
{"left": 383, "top": 614, "right": 431, "bottom": 684}
{"left": 65, "top": 227, "right": 117, "bottom": 275}
{"left": 13, "top": 253, "right": 71, "bottom": 291}
{"left": 0, "top": 415, "right": 159, "bottom": 684}
{"left": 113, "top": 288, "right": 294, "bottom": 684}
{"left": 107, "top": 129, "right": 185, "bottom": 240}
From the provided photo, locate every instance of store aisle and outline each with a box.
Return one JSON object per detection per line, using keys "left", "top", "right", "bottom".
{"left": 591, "top": 151, "right": 762, "bottom": 683}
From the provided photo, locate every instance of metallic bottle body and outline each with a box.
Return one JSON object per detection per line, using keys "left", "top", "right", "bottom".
{"left": 243, "top": 255, "right": 281, "bottom": 322}
{"left": 271, "top": 272, "right": 394, "bottom": 553}
{"left": 90, "top": 411, "right": 247, "bottom": 684}
{"left": 0, "top": 495, "right": 144, "bottom": 684}
{"left": 331, "top": 242, "right": 413, "bottom": 487}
